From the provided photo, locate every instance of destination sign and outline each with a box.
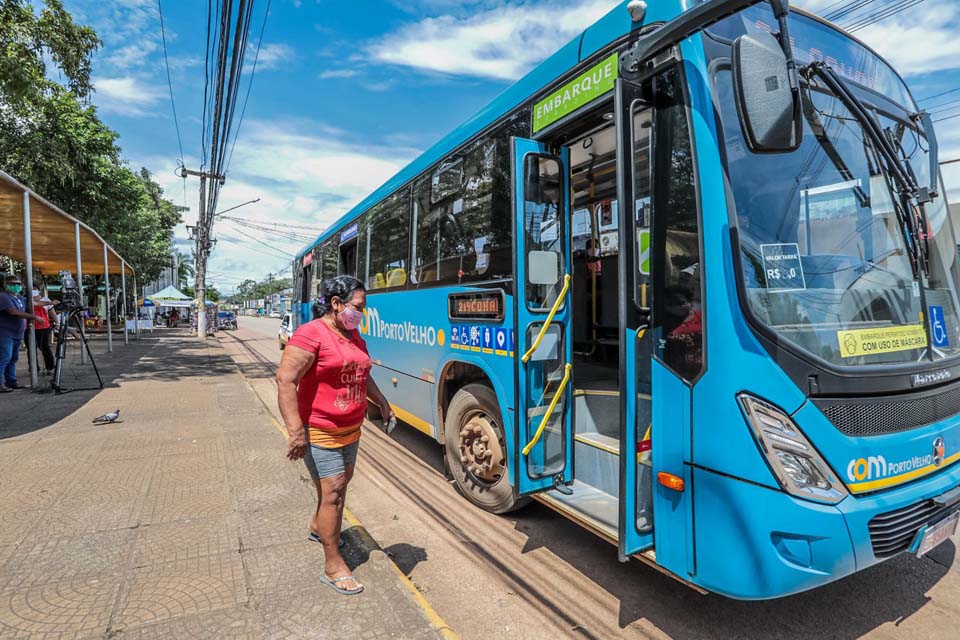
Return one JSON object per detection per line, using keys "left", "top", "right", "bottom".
{"left": 448, "top": 291, "right": 504, "bottom": 321}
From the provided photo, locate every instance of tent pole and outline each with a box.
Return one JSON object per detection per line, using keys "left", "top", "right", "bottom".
{"left": 22, "top": 190, "right": 38, "bottom": 389}
{"left": 75, "top": 222, "right": 85, "bottom": 364}
{"left": 104, "top": 243, "right": 112, "bottom": 353}
{"left": 121, "top": 260, "right": 128, "bottom": 346}
{"left": 133, "top": 274, "right": 140, "bottom": 340}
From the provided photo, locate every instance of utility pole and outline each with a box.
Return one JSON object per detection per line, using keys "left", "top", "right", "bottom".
{"left": 178, "top": 166, "right": 224, "bottom": 339}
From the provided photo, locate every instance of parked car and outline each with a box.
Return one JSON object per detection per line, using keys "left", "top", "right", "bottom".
{"left": 217, "top": 311, "right": 238, "bottom": 330}
{"left": 278, "top": 313, "right": 292, "bottom": 350}
{"left": 268, "top": 310, "right": 282, "bottom": 319}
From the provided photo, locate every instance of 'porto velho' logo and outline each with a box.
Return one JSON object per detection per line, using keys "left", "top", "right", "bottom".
{"left": 847, "top": 452, "right": 936, "bottom": 483}
{"left": 359, "top": 306, "right": 445, "bottom": 347}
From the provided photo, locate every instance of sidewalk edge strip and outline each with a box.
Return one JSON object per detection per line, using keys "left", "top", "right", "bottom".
{"left": 220, "top": 336, "right": 459, "bottom": 639}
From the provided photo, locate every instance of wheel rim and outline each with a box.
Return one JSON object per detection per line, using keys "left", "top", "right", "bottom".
{"left": 457, "top": 408, "right": 505, "bottom": 486}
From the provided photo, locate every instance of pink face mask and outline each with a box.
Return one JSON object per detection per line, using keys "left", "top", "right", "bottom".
{"left": 339, "top": 307, "right": 363, "bottom": 330}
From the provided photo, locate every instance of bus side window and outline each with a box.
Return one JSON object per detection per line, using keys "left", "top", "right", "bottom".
{"left": 367, "top": 189, "right": 411, "bottom": 291}
{"left": 652, "top": 68, "right": 703, "bottom": 381}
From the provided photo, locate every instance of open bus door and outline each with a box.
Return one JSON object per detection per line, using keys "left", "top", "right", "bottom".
{"left": 512, "top": 138, "right": 575, "bottom": 496}
{"left": 616, "top": 77, "right": 656, "bottom": 558}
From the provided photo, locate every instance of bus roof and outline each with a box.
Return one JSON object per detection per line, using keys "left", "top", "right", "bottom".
{"left": 295, "top": 0, "right": 690, "bottom": 260}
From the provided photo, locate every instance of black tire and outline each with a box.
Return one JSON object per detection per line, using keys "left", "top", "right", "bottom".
{"left": 444, "top": 384, "right": 526, "bottom": 514}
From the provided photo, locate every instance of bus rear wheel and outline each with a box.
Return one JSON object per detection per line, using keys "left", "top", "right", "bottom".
{"left": 444, "top": 384, "right": 525, "bottom": 514}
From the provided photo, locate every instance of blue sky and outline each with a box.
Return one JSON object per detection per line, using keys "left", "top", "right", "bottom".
{"left": 62, "top": 0, "right": 960, "bottom": 293}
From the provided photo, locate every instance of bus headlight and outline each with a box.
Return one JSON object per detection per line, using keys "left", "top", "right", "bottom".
{"left": 738, "top": 394, "right": 848, "bottom": 505}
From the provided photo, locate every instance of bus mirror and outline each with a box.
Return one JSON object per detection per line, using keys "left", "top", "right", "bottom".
{"left": 732, "top": 31, "right": 802, "bottom": 153}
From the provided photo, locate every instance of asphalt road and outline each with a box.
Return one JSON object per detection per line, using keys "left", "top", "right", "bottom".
{"left": 225, "top": 315, "right": 960, "bottom": 640}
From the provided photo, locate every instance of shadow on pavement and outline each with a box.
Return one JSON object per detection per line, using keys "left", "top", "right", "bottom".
{"left": 0, "top": 329, "right": 232, "bottom": 441}
{"left": 384, "top": 542, "right": 430, "bottom": 577}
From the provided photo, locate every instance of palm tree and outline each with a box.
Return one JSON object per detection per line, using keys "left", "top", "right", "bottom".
{"left": 173, "top": 251, "right": 195, "bottom": 289}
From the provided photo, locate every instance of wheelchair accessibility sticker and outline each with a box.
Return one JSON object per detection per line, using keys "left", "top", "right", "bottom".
{"left": 930, "top": 305, "right": 949, "bottom": 348}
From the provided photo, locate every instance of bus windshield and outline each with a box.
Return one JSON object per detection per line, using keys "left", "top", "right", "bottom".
{"left": 709, "top": 8, "right": 960, "bottom": 368}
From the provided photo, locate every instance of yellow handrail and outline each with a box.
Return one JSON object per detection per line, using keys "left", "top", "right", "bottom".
{"left": 522, "top": 362, "right": 572, "bottom": 456}
{"left": 521, "top": 274, "right": 571, "bottom": 364}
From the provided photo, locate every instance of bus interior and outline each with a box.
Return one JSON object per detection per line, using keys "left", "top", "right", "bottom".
{"left": 540, "top": 101, "right": 655, "bottom": 537}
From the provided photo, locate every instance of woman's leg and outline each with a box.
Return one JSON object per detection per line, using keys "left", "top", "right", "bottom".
{"left": 37, "top": 329, "right": 55, "bottom": 371}
{"left": 314, "top": 470, "right": 360, "bottom": 589}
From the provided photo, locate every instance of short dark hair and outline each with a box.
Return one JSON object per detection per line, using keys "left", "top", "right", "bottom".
{"left": 3, "top": 274, "right": 21, "bottom": 284}
{"left": 313, "top": 275, "right": 365, "bottom": 319}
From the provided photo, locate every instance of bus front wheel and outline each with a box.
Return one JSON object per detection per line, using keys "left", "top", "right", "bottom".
{"left": 444, "top": 384, "right": 525, "bottom": 514}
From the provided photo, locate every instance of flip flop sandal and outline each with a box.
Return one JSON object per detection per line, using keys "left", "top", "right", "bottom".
{"left": 319, "top": 573, "right": 363, "bottom": 595}
{"left": 308, "top": 531, "right": 345, "bottom": 548}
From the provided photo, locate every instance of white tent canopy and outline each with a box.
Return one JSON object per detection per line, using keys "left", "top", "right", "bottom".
{"left": 148, "top": 285, "right": 193, "bottom": 308}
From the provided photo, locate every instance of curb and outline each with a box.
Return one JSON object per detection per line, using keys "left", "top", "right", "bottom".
{"left": 218, "top": 335, "right": 460, "bottom": 640}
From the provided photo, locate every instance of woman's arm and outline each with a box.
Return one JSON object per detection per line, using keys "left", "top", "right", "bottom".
{"left": 366, "top": 375, "right": 395, "bottom": 422}
{"left": 276, "top": 344, "right": 316, "bottom": 460}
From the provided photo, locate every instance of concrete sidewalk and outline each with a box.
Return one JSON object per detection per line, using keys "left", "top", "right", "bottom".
{"left": 0, "top": 330, "right": 453, "bottom": 639}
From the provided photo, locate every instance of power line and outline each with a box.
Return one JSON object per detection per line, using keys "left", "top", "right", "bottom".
{"left": 226, "top": 0, "right": 272, "bottom": 175}
{"left": 157, "top": 0, "right": 188, "bottom": 212}
{"left": 843, "top": 0, "right": 929, "bottom": 33}
{"left": 933, "top": 111, "right": 960, "bottom": 124}
{"left": 918, "top": 87, "right": 960, "bottom": 103}
{"left": 227, "top": 225, "right": 295, "bottom": 257}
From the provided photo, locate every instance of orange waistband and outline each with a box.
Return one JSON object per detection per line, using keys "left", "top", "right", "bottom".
{"left": 308, "top": 422, "right": 362, "bottom": 448}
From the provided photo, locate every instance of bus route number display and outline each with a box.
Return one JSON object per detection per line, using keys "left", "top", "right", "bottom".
{"left": 760, "top": 243, "right": 806, "bottom": 291}
{"left": 448, "top": 291, "right": 504, "bottom": 321}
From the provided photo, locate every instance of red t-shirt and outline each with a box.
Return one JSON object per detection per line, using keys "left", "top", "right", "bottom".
{"left": 34, "top": 306, "right": 50, "bottom": 330}
{"left": 287, "top": 319, "right": 371, "bottom": 431}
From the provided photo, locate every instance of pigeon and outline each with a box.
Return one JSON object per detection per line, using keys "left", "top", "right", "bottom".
{"left": 92, "top": 409, "right": 121, "bottom": 424}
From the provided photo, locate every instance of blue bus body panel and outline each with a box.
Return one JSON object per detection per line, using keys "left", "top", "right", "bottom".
{"left": 651, "top": 361, "right": 695, "bottom": 578}
{"left": 620, "top": 327, "right": 654, "bottom": 555}
{"left": 691, "top": 467, "right": 856, "bottom": 600}
{"left": 359, "top": 287, "right": 517, "bottom": 480}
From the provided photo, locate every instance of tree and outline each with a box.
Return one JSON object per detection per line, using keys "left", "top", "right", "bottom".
{"left": 173, "top": 251, "right": 195, "bottom": 289}
{"left": 0, "top": 2, "right": 181, "bottom": 285}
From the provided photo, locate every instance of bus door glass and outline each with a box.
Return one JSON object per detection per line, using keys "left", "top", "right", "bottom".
{"left": 512, "top": 138, "right": 575, "bottom": 496}
{"left": 617, "top": 77, "right": 656, "bottom": 556}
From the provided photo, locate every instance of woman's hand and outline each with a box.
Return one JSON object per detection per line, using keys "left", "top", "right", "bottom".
{"left": 380, "top": 401, "right": 395, "bottom": 423}
{"left": 286, "top": 426, "right": 308, "bottom": 461}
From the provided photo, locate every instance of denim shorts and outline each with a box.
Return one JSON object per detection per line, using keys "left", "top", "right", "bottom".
{"left": 303, "top": 441, "right": 359, "bottom": 480}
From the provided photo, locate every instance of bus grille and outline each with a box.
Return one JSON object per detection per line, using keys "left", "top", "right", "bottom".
{"left": 868, "top": 500, "right": 954, "bottom": 558}
{"left": 813, "top": 384, "right": 960, "bottom": 437}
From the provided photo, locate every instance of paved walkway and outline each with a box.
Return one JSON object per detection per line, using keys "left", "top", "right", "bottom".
{"left": 0, "top": 330, "right": 451, "bottom": 639}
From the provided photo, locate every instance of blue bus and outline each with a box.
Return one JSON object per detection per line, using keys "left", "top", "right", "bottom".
{"left": 293, "top": 0, "right": 960, "bottom": 599}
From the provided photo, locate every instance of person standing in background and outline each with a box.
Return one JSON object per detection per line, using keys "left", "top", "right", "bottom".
{"left": 0, "top": 274, "right": 42, "bottom": 393}
{"left": 32, "top": 289, "right": 56, "bottom": 375}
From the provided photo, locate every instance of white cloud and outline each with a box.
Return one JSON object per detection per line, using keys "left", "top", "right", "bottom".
{"left": 796, "top": 0, "right": 960, "bottom": 77}
{"left": 135, "top": 119, "right": 419, "bottom": 286}
{"left": 247, "top": 43, "right": 295, "bottom": 73}
{"left": 318, "top": 69, "right": 360, "bottom": 79}
{"left": 94, "top": 76, "right": 165, "bottom": 115}
{"left": 369, "top": 0, "right": 619, "bottom": 80}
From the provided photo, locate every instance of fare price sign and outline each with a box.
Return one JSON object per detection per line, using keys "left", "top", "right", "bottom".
{"left": 760, "top": 243, "right": 806, "bottom": 291}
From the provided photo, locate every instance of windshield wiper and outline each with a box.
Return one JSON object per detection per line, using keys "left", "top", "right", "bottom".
{"left": 801, "top": 62, "right": 931, "bottom": 278}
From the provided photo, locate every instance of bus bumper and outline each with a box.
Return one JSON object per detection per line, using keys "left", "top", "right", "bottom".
{"left": 690, "top": 461, "right": 960, "bottom": 600}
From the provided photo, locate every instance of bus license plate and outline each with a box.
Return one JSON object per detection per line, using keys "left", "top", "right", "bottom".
{"left": 917, "top": 511, "right": 960, "bottom": 558}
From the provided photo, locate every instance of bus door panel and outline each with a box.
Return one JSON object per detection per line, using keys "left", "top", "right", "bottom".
{"left": 512, "top": 138, "right": 575, "bottom": 496}
{"left": 618, "top": 78, "right": 656, "bottom": 557}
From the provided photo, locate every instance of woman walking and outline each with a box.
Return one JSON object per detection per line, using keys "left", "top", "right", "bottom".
{"left": 276, "top": 275, "right": 394, "bottom": 595}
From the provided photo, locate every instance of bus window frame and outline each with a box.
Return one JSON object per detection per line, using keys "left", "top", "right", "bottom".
{"left": 646, "top": 62, "right": 707, "bottom": 386}
{"left": 521, "top": 152, "right": 567, "bottom": 313}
